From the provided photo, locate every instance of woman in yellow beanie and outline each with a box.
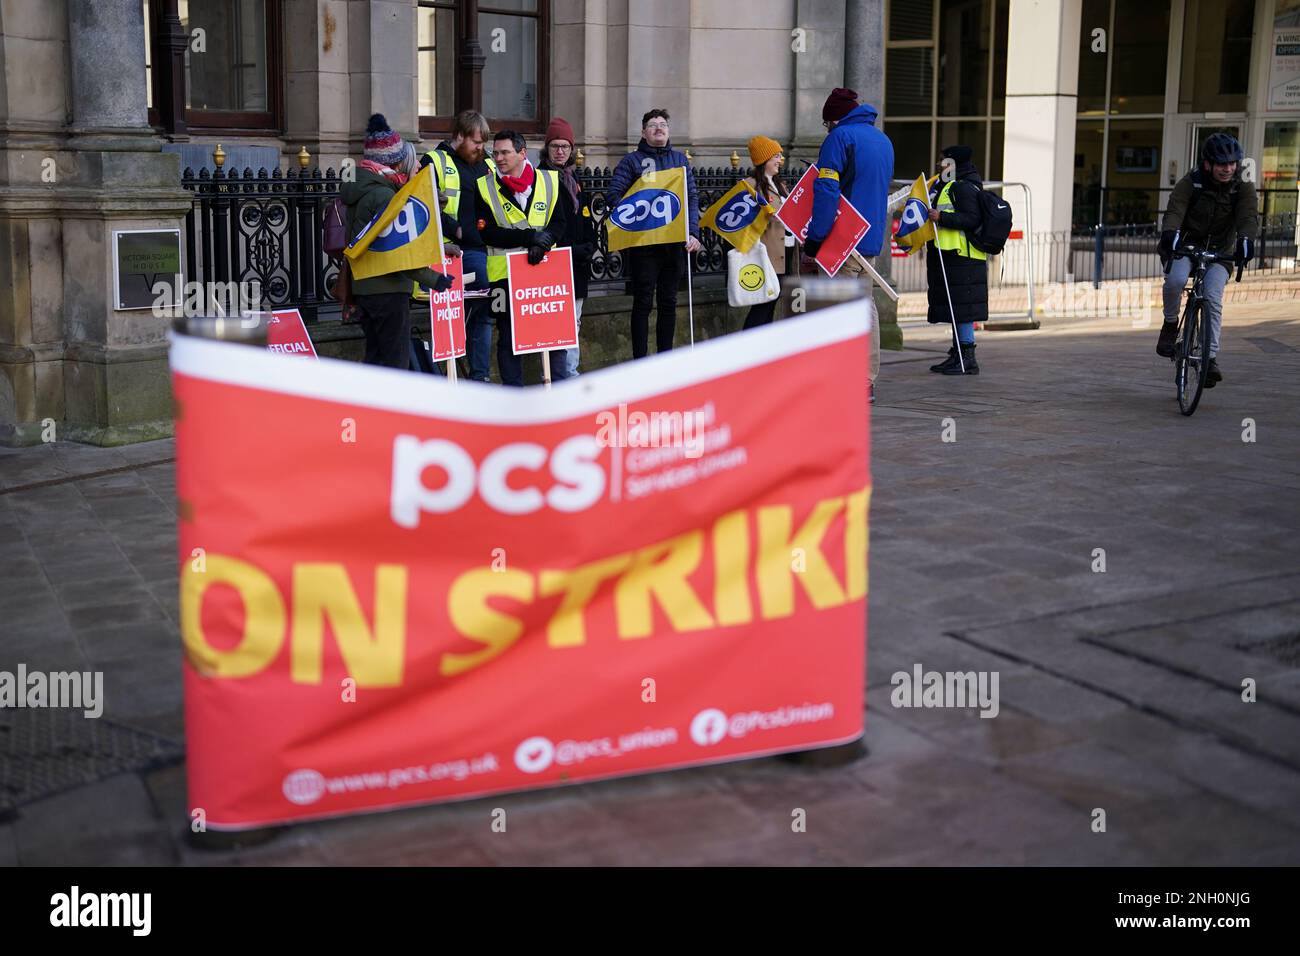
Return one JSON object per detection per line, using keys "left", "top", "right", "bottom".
{"left": 742, "top": 135, "right": 791, "bottom": 329}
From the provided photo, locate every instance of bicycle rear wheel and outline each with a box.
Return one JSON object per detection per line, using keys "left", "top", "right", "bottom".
{"left": 1175, "top": 297, "right": 1209, "bottom": 416}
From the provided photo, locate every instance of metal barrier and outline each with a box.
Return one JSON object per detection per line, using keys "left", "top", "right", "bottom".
{"left": 888, "top": 179, "right": 1037, "bottom": 323}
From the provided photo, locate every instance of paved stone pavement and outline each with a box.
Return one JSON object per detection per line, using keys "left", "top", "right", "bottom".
{"left": 2, "top": 300, "right": 1299, "bottom": 866}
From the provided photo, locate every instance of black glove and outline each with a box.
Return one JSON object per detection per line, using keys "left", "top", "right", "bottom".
{"left": 527, "top": 245, "right": 549, "bottom": 266}
{"left": 531, "top": 229, "right": 556, "bottom": 251}
{"left": 1236, "top": 236, "right": 1253, "bottom": 264}
{"left": 1157, "top": 230, "right": 1177, "bottom": 259}
{"left": 803, "top": 236, "right": 823, "bottom": 259}
{"left": 431, "top": 272, "right": 455, "bottom": 293}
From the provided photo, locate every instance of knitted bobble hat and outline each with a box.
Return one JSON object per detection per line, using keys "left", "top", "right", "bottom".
{"left": 363, "top": 113, "right": 407, "bottom": 168}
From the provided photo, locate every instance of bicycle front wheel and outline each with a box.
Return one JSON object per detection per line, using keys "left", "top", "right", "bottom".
{"left": 1175, "top": 297, "right": 1209, "bottom": 416}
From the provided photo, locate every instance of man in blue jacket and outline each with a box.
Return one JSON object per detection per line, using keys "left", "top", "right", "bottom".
{"left": 804, "top": 88, "right": 894, "bottom": 399}
{"left": 606, "top": 109, "right": 702, "bottom": 358}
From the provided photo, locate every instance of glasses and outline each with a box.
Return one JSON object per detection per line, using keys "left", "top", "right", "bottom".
{"left": 644, "top": 123, "right": 670, "bottom": 131}
{"left": 549, "top": 143, "right": 572, "bottom": 151}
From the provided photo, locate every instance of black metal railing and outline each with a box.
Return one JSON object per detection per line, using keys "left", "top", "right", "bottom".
{"left": 890, "top": 214, "right": 1298, "bottom": 294}
{"left": 182, "top": 164, "right": 341, "bottom": 320}
{"left": 1072, "top": 185, "right": 1298, "bottom": 231}
{"left": 182, "top": 159, "right": 788, "bottom": 317}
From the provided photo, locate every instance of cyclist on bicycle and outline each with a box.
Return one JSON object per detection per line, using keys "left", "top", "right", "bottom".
{"left": 1155, "top": 133, "right": 1258, "bottom": 387}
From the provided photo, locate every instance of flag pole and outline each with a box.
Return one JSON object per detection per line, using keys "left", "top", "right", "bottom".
{"left": 541, "top": 351, "right": 552, "bottom": 390}
{"left": 686, "top": 243, "right": 695, "bottom": 347}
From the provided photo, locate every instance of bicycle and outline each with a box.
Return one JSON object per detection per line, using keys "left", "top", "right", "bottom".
{"left": 1164, "top": 246, "right": 1242, "bottom": 416}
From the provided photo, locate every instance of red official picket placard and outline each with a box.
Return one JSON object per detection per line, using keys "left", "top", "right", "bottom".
{"left": 429, "top": 256, "right": 466, "bottom": 361}
{"left": 506, "top": 246, "right": 578, "bottom": 354}
{"left": 776, "top": 165, "right": 871, "bottom": 277}
{"left": 264, "top": 309, "right": 318, "bottom": 359}
{"left": 170, "top": 299, "right": 871, "bottom": 829}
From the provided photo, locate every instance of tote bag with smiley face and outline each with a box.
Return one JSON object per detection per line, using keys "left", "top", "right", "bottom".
{"left": 727, "top": 240, "right": 780, "bottom": 308}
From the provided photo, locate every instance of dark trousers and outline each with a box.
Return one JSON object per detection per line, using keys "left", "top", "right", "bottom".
{"left": 628, "top": 245, "right": 683, "bottom": 358}
{"left": 489, "top": 280, "right": 571, "bottom": 387}
{"left": 355, "top": 292, "right": 411, "bottom": 368}
{"left": 743, "top": 290, "right": 780, "bottom": 330}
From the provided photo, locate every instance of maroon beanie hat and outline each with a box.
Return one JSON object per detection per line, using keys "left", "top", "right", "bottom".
{"left": 545, "top": 117, "right": 576, "bottom": 147}
{"left": 822, "top": 87, "right": 859, "bottom": 124}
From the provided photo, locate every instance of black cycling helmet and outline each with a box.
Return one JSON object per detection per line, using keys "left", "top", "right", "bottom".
{"left": 1201, "top": 132, "right": 1244, "bottom": 165}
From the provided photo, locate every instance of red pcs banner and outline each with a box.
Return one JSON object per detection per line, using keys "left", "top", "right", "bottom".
{"left": 776, "top": 165, "right": 871, "bottom": 277}
{"left": 265, "top": 309, "right": 318, "bottom": 359}
{"left": 171, "top": 302, "right": 871, "bottom": 829}
{"left": 506, "top": 246, "right": 579, "bottom": 353}
{"left": 429, "top": 256, "right": 466, "bottom": 362}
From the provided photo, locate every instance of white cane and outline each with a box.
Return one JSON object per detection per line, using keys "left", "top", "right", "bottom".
{"left": 926, "top": 175, "right": 965, "bottom": 374}
{"left": 934, "top": 243, "right": 966, "bottom": 374}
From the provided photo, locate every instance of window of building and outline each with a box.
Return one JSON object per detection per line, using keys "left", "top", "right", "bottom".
{"left": 885, "top": 121, "right": 934, "bottom": 183}
{"left": 1262, "top": 121, "right": 1299, "bottom": 219}
{"left": 1105, "top": 119, "right": 1166, "bottom": 224}
{"left": 1077, "top": 0, "right": 1109, "bottom": 114}
{"left": 1110, "top": 4, "right": 1170, "bottom": 114}
{"left": 418, "top": 1, "right": 457, "bottom": 119}
{"left": 1264, "top": 1, "right": 1300, "bottom": 220}
{"left": 1178, "top": 0, "right": 1257, "bottom": 113}
{"left": 884, "top": 0, "right": 1007, "bottom": 182}
{"left": 938, "top": 0, "right": 991, "bottom": 117}
{"left": 1074, "top": 0, "right": 1172, "bottom": 227}
{"left": 418, "top": 0, "right": 549, "bottom": 135}
{"left": 144, "top": 0, "right": 283, "bottom": 133}
{"left": 145, "top": 2, "right": 154, "bottom": 110}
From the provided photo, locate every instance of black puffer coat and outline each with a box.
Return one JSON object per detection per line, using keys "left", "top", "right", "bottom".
{"left": 926, "top": 164, "right": 989, "bottom": 325}
{"left": 1161, "top": 169, "right": 1258, "bottom": 256}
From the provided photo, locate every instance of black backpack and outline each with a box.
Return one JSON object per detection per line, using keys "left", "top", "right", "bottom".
{"left": 968, "top": 183, "right": 1013, "bottom": 255}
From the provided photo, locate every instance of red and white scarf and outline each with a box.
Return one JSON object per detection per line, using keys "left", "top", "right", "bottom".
{"left": 499, "top": 160, "right": 536, "bottom": 207}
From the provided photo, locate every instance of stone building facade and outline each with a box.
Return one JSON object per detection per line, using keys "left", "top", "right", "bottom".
{"left": 0, "top": 0, "right": 891, "bottom": 446}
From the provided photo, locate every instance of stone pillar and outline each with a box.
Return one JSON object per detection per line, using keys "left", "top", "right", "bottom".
{"left": 792, "top": 0, "right": 845, "bottom": 163}
{"left": 551, "top": 0, "right": 607, "bottom": 162}
{"left": 686, "top": 2, "right": 794, "bottom": 166}
{"left": 1, "top": 0, "right": 191, "bottom": 446}
{"left": 67, "top": 0, "right": 152, "bottom": 139}
{"left": 348, "top": 0, "right": 419, "bottom": 144}
{"left": 844, "top": 0, "right": 899, "bottom": 349}
{"left": 284, "top": 0, "right": 355, "bottom": 170}
{"left": 1004, "top": 0, "right": 1082, "bottom": 235}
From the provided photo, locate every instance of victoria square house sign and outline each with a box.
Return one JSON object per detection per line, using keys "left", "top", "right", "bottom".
{"left": 114, "top": 229, "right": 182, "bottom": 311}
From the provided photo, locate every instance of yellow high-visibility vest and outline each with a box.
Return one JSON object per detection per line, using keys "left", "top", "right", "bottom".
{"left": 933, "top": 180, "right": 987, "bottom": 260}
{"left": 412, "top": 152, "right": 496, "bottom": 300}
{"left": 477, "top": 168, "right": 559, "bottom": 283}
{"left": 424, "top": 149, "right": 497, "bottom": 218}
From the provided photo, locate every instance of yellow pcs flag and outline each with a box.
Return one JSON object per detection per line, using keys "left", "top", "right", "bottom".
{"left": 606, "top": 167, "right": 688, "bottom": 252}
{"left": 700, "top": 180, "right": 772, "bottom": 254}
{"left": 346, "top": 164, "right": 445, "bottom": 281}
{"left": 893, "top": 173, "right": 936, "bottom": 255}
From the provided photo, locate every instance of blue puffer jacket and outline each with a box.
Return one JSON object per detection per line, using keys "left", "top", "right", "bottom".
{"left": 808, "top": 103, "right": 895, "bottom": 258}
{"left": 606, "top": 138, "right": 701, "bottom": 238}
